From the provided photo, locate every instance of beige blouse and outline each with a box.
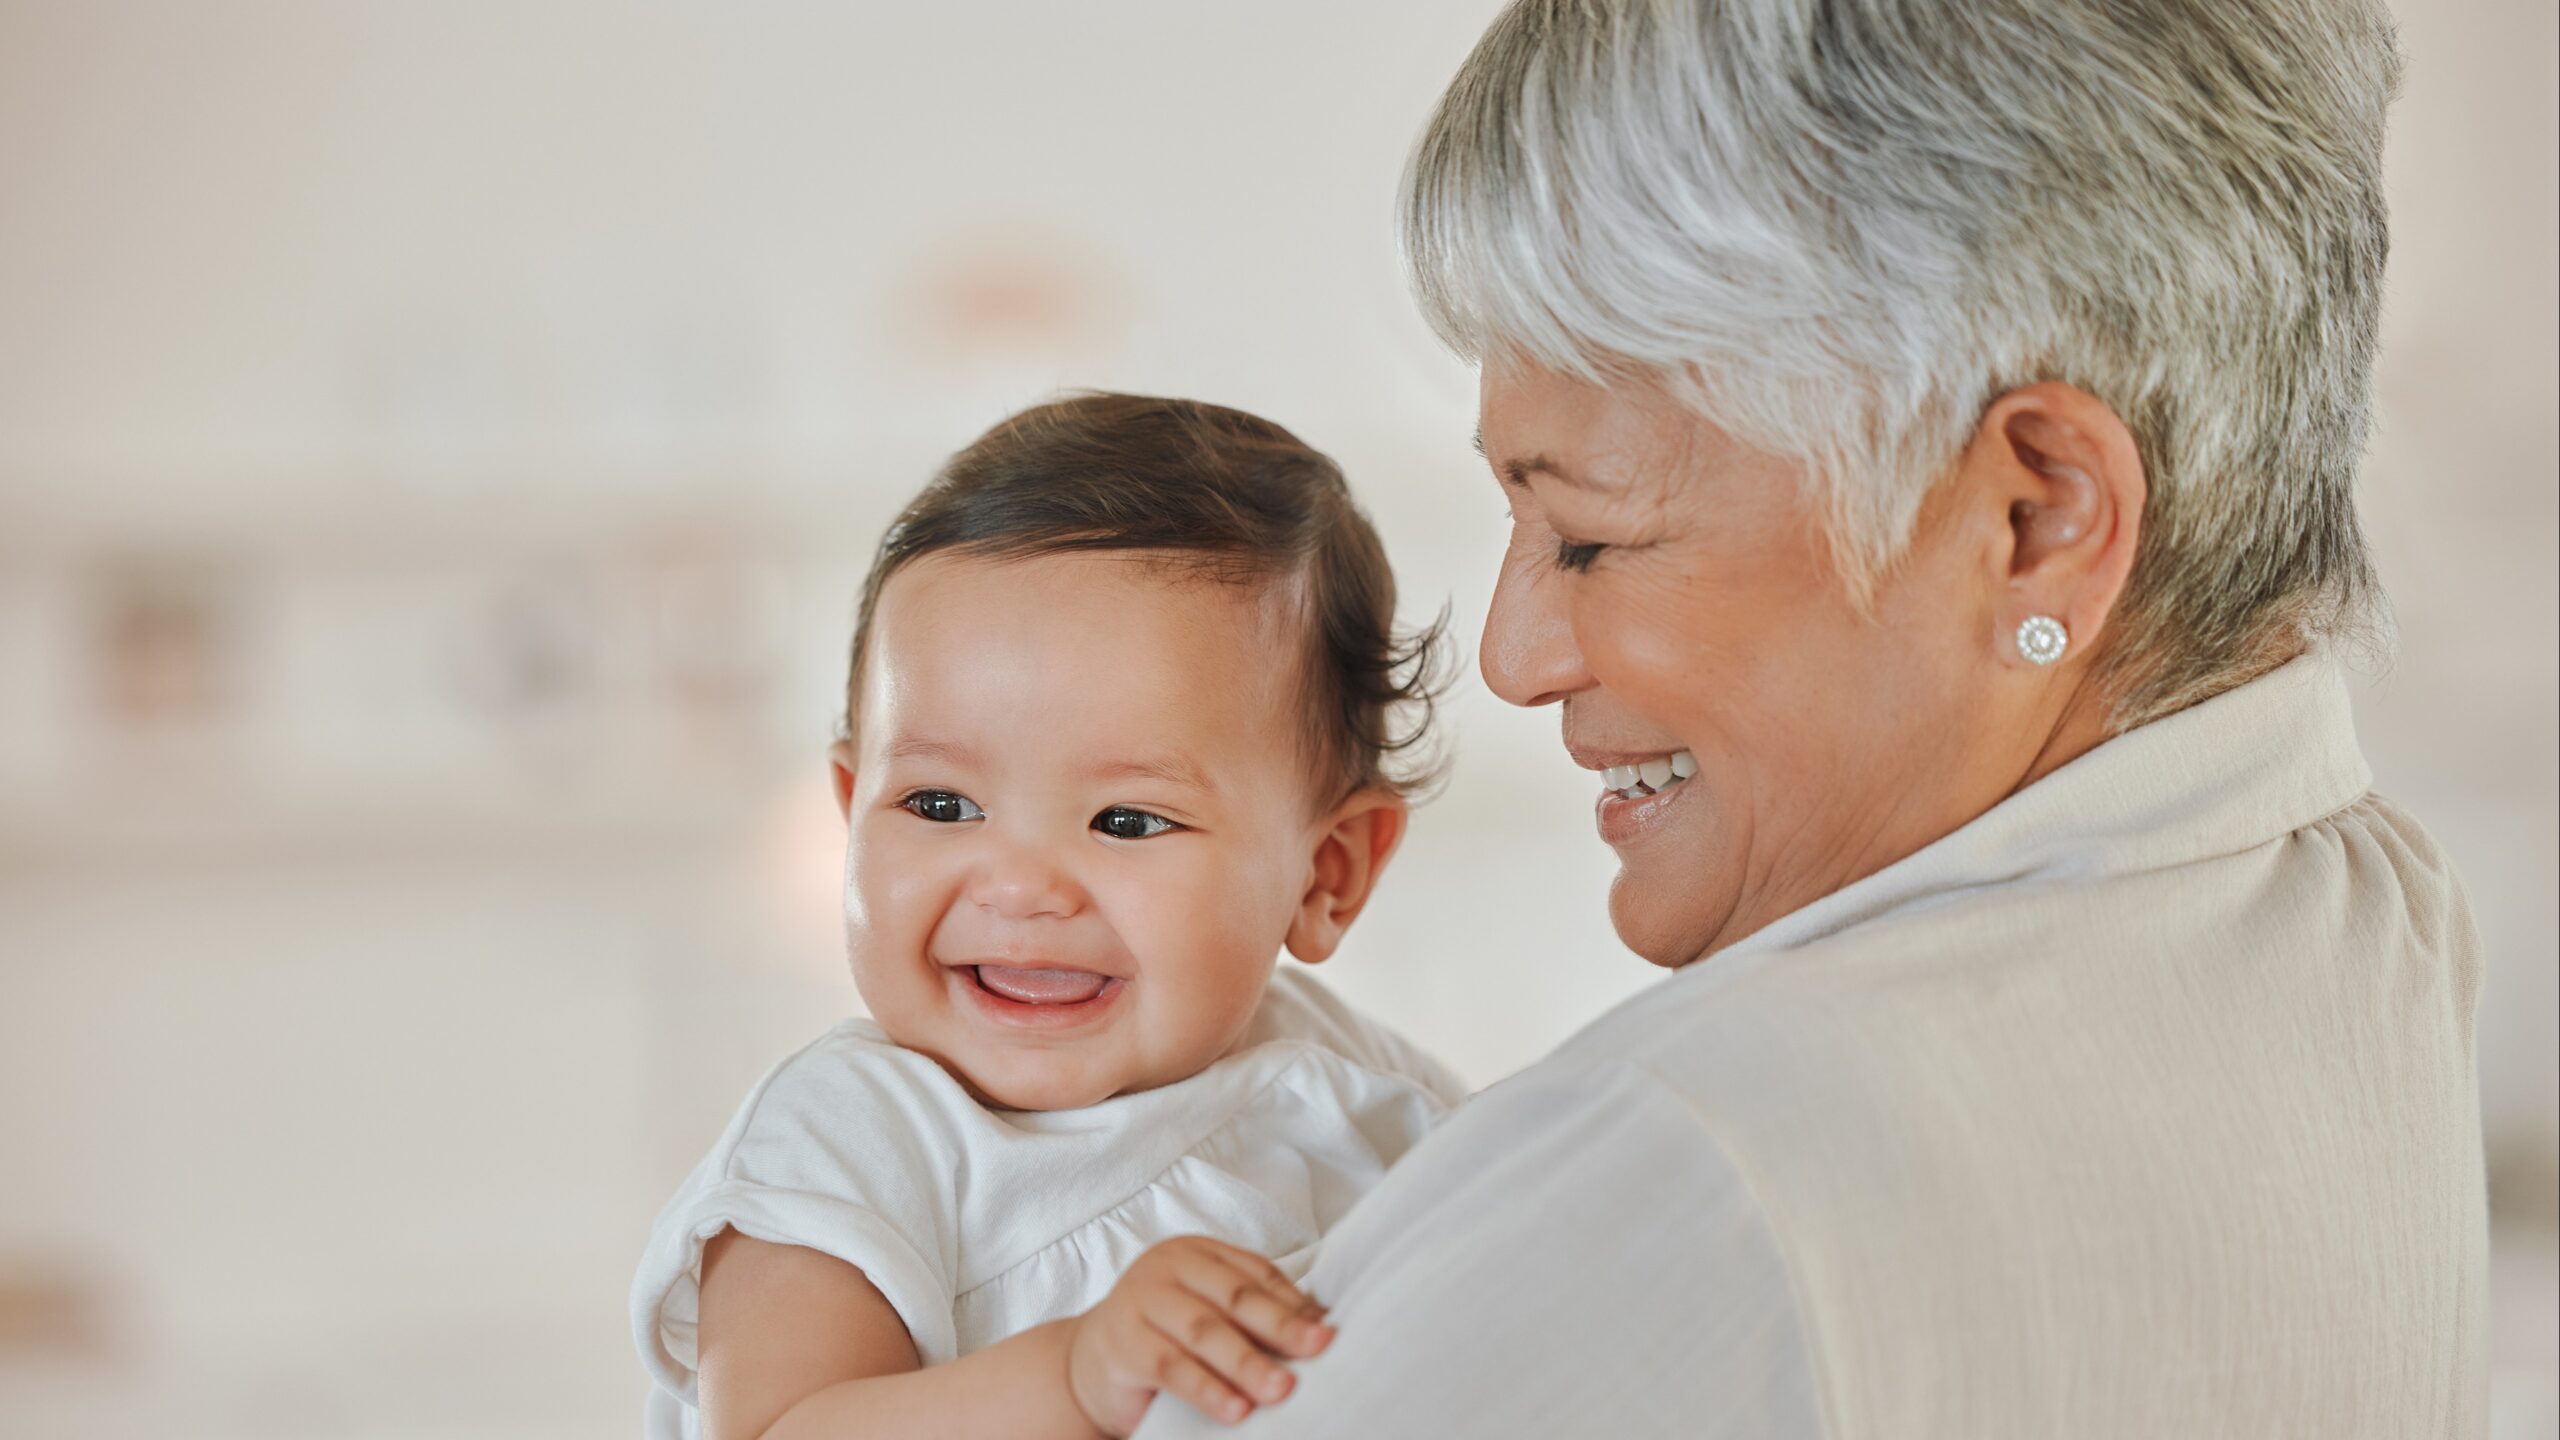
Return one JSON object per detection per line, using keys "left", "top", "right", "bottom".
{"left": 1136, "top": 652, "right": 2489, "bottom": 1439}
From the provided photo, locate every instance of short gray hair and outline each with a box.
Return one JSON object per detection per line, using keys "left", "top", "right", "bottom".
{"left": 1403, "top": 0, "right": 2401, "bottom": 727}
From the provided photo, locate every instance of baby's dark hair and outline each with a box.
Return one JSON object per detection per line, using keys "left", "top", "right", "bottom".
{"left": 843, "top": 392, "right": 1450, "bottom": 805}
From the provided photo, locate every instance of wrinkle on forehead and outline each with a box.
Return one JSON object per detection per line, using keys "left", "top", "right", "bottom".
{"left": 1487, "top": 365, "right": 1800, "bottom": 525}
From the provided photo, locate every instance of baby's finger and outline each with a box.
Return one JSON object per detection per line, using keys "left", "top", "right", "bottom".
{"left": 1139, "top": 1322, "right": 1260, "bottom": 1426}
{"left": 1145, "top": 1290, "right": 1299, "bottom": 1407}
{"left": 1168, "top": 1240, "right": 1326, "bottom": 1325}
{"left": 1175, "top": 1255, "right": 1332, "bottom": 1357}
{"left": 1200, "top": 1242, "right": 1322, "bottom": 1310}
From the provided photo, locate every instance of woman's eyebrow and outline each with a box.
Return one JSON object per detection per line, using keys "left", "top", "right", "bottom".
{"left": 1475, "top": 428, "right": 1601, "bottom": 490}
{"left": 1496, "top": 450, "right": 1602, "bottom": 493}
{"left": 1478, "top": 429, "right": 1608, "bottom": 494}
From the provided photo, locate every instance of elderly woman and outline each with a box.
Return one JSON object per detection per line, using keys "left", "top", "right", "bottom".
{"left": 1136, "top": 1, "right": 2486, "bottom": 1437}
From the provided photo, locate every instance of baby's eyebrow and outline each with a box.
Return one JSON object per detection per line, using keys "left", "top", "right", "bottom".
{"left": 884, "top": 737, "right": 982, "bottom": 767}
{"left": 1087, "top": 755, "right": 1213, "bottom": 792}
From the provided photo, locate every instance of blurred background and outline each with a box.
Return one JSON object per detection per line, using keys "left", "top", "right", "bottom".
{"left": 0, "top": 2, "right": 2550, "bottom": 1436}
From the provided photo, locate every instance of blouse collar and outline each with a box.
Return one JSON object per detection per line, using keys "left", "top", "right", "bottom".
{"left": 1704, "top": 650, "right": 2371, "bottom": 972}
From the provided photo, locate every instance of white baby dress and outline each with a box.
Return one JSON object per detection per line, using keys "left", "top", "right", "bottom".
{"left": 631, "top": 966, "right": 1467, "bottom": 1438}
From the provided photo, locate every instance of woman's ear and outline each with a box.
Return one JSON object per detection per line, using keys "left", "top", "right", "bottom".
{"left": 827, "top": 738, "right": 860, "bottom": 822}
{"left": 1283, "top": 789, "right": 1410, "bottom": 965}
{"left": 1963, "top": 381, "right": 2147, "bottom": 668}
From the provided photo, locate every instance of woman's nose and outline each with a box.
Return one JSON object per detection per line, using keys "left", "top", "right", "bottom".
{"left": 1479, "top": 542, "right": 1592, "bottom": 709}
{"left": 968, "top": 842, "right": 1087, "bottom": 922}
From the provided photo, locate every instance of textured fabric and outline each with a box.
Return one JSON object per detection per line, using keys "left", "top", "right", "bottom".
{"left": 1136, "top": 653, "right": 2488, "bottom": 1440}
{"left": 632, "top": 966, "right": 1465, "bottom": 1438}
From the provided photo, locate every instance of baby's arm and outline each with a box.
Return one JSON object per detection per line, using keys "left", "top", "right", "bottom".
{"left": 695, "top": 1231, "right": 1330, "bottom": 1440}
{"left": 696, "top": 1230, "right": 1089, "bottom": 1440}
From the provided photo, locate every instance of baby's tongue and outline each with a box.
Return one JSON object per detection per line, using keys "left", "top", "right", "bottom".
{"left": 975, "top": 965, "right": 1110, "bottom": 1005}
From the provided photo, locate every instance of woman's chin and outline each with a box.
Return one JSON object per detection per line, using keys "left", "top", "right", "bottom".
{"left": 1607, "top": 866, "right": 1729, "bottom": 969}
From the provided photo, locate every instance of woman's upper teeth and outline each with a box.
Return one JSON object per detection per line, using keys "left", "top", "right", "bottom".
{"left": 1603, "top": 750, "right": 1697, "bottom": 796}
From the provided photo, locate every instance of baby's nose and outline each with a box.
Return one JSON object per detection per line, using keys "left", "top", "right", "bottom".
{"left": 968, "top": 845, "right": 1087, "bottom": 921}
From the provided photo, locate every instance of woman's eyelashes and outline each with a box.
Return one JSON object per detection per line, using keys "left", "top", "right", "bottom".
{"left": 1092, "top": 806, "right": 1180, "bottom": 840}
{"left": 1552, "top": 536, "right": 1607, "bottom": 572}
{"left": 900, "top": 789, "right": 984, "bottom": 823}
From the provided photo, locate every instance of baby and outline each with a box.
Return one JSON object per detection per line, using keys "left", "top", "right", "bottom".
{"left": 632, "top": 393, "right": 1465, "bottom": 1439}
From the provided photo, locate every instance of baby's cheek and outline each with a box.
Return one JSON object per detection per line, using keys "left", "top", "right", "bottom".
{"left": 846, "top": 823, "right": 945, "bottom": 932}
{"left": 1188, "top": 924, "right": 1289, "bottom": 1051}
{"left": 842, "top": 829, "right": 957, "bottom": 1010}
{"left": 1117, "top": 887, "right": 1261, "bottom": 1069}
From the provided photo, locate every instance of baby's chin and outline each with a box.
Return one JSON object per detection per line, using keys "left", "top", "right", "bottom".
{"left": 968, "top": 1069, "right": 1122, "bottom": 1113}
{"left": 925, "top": 1039, "right": 1143, "bottom": 1113}
{"left": 855, "top": 978, "right": 1137, "bottom": 1110}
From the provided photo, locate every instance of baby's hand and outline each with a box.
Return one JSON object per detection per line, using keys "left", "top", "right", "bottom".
{"left": 1065, "top": 1235, "right": 1333, "bottom": 1436}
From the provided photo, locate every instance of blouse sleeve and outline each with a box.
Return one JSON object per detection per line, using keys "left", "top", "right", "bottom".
{"left": 1130, "top": 1060, "right": 1823, "bottom": 1440}
{"left": 629, "top": 1031, "right": 966, "bottom": 1409}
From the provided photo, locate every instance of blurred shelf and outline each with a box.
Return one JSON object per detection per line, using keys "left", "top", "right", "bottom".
{"left": 0, "top": 760, "right": 811, "bottom": 868}
{"left": 0, "top": 475, "right": 902, "bottom": 567}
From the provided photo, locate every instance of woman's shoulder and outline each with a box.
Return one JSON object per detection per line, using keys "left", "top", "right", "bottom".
{"left": 1290, "top": 1047, "right": 1790, "bottom": 1304}
{"left": 1525, "top": 772, "right": 2489, "bottom": 1188}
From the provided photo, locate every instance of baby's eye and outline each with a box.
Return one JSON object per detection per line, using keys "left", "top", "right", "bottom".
{"left": 902, "top": 790, "right": 984, "bottom": 824}
{"left": 1092, "top": 806, "right": 1179, "bottom": 840}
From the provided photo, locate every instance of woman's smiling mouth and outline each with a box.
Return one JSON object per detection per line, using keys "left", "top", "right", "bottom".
{"left": 1582, "top": 748, "right": 1700, "bottom": 846}
{"left": 1597, "top": 749, "right": 1698, "bottom": 803}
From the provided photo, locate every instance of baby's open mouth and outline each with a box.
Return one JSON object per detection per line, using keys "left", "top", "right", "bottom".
{"left": 971, "top": 965, "right": 1114, "bottom": 1006}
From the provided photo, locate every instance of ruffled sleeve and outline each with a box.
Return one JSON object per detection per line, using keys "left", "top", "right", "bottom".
{"left": 629, "top": 1024, "right": 974, "bottom": 1414}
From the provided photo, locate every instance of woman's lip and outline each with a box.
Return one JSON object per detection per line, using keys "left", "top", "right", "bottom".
{"left": 1570, "top": 747, "right": 1683, "bottom": 770}
{"left": 1595, "top": 773, "right": 1692, "bottom": 846}
{"left": 949, "top": 965, "right": 1127, "bottom": 1030}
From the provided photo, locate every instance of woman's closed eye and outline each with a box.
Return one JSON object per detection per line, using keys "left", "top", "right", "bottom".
{"left": 901, "top": 789, "right": 984, "bottom": 823}
{"left": 1092, "top": 806, "right": 1180, "bottom": 840}
{"left": 1552, "top": 536, "right": 1607, "bottom": 572}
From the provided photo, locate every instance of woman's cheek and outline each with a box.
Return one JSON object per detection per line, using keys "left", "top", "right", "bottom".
{"left": 1579, "top": 588, "right": 1698, "bottom": 722}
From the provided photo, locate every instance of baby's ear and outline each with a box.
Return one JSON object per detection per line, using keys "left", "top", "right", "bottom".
{"left": 1284, "top": 789, "right": 1410, "bottom": 965}
{"left": 827, "top": 739, "right": 860, "bottom": 822}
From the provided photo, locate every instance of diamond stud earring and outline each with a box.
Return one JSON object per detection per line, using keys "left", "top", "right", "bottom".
{"left": 2016, "top": 615, "right": 2069, "bottom": 666}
